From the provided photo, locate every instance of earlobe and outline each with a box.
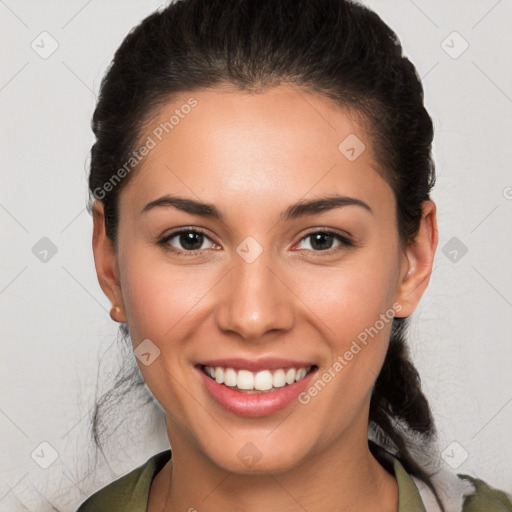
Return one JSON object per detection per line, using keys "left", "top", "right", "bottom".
{"left": 394, "top": 200, "right": 439, "bottom": 318}
{"left": 92, "top": 201, "right": 127, "bottom": 323}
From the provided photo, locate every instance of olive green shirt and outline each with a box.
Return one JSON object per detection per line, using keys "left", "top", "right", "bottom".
{"left": 76, "top": 449, "right": 512, "bottom": 511}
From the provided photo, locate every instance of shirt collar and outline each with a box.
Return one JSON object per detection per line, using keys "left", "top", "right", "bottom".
{"left": 390, "top": 455, "right": 429, "bottom": 512}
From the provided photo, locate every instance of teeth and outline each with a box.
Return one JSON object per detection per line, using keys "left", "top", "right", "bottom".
{"left": 238, "top": 369, "right": 256, "bottom": 390}
{"left": 254, "top": 370, "right": 273, "bottom": 391}
{"left": 214, "top": 366, "right": 224, "bottom": 384}
{"left": 224, "top": 368, "right": 237, "bottom": 387}
{"left": 203, "top": 365, "right": 313, "bottom": 391}
{"left": 273, "top": 369, "right": 286, "bottom": 387}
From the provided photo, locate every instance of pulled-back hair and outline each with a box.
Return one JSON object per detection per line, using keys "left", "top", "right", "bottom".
{"left": 87, "top": 0, "right": 441, "bottom": 507}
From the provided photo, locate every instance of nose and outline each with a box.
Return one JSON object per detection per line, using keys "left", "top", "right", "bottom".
{"left": 215, "top": 245, "right": 295, "bottom": 342}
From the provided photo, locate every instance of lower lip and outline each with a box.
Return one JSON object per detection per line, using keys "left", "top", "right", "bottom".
{"left": 196, "top": 366, "right": 318, "bottom": 417}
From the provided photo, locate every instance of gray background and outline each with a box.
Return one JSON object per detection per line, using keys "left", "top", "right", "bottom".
{"left": 1, "top": 0, "right": 511, "bottom": 510}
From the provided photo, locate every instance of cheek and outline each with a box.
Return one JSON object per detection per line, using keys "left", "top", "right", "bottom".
{"left": 118, "top": 248, "right": 214, "bottom": 344}
{"left": 295, "top": 256, "right": 396, "bottom": 337}
{"left": 290, "top": 261, "right": 397, "bottom": 445}
{"left": 290, "top": 252, "right": 399, "bottom": 404}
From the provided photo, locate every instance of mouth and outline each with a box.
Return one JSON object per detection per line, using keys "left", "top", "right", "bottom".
{"left": 195, "top": 362, "right": 319, "bottom": 417}
{"left": 196, "top": 363, "right": 319, "bottom": 394}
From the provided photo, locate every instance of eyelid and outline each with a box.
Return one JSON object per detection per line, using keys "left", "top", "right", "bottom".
{"left": 297, "top": 226, "right": 354, "bottom": 242}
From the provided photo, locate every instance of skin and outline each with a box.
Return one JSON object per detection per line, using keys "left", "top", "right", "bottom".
{"left": 92, "top": 83, "right": 438, "bottom": 512}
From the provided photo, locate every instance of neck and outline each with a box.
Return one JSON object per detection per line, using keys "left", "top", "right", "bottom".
{"left": 149, "top": 428, "right": 398, "bottom": 512}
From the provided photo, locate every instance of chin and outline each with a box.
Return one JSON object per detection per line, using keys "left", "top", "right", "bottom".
{"left": 200, "top": 437, "right": 310, "bottom": 476}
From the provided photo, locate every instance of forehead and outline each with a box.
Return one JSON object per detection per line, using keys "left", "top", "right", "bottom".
{"left": 119, "top": 84, "right": 394, "bottom": 219}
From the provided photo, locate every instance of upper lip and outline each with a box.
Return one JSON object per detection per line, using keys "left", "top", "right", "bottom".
{"left": 196, "top": 357, "right": 317, "bottom": 372}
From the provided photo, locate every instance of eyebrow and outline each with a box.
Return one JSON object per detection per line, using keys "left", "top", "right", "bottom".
{"left": 140, "top": 194, "right": 373, "bottom": 221}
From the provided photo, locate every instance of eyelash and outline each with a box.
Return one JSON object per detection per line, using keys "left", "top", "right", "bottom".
{"left": 156, "top": 227, "right": 355, "bottom": 257}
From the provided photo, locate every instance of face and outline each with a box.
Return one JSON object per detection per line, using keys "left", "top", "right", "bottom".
{"left": 93, "top": 83, "right": 437, "bottom": 475}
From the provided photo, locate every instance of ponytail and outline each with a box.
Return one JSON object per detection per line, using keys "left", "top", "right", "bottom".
{"left": 369, "top": 316, "right": 444, "bottom": 510}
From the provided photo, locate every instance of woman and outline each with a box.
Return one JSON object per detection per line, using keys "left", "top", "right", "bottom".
{"left": 76, "top": 0, "right": 512, "bottom": 510}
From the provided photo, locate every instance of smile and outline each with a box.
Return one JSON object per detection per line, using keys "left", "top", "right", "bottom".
{"left": 196, "top": 363, "right": 319, "bottom": 417}
{"left": 202, "top": 365, "right": 315, "bottom": 393}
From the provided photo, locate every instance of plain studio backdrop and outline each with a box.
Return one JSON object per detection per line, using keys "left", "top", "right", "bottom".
{"left": 1, "top": 0, "right": 511, "bottom": 510}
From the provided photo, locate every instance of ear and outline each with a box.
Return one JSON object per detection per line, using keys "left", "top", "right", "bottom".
{"left": 92, "top": 200, "right": 127, "bottom": 323}
{"left": 394, "top": 200, "right": 438, "bottom": 318}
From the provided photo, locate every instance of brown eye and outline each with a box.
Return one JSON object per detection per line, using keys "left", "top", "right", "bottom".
{"left": 296, "top": 230, "right": 353, "bottom": 253}
{"left": 158, "top": 229, "right": 216, "bottom": 255}
{"left": 175, "top": 231, "right": 205, "bottom": 251}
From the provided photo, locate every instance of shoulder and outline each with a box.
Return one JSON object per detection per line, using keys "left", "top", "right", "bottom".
{"left": 388, "top": 450, "right": 511, "bottom": 512}
{"left": 75, "top": 449, "right": 172, "bottom": 512}
{"left": 459, "top": 474, "right": 512, "bottom": 512}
